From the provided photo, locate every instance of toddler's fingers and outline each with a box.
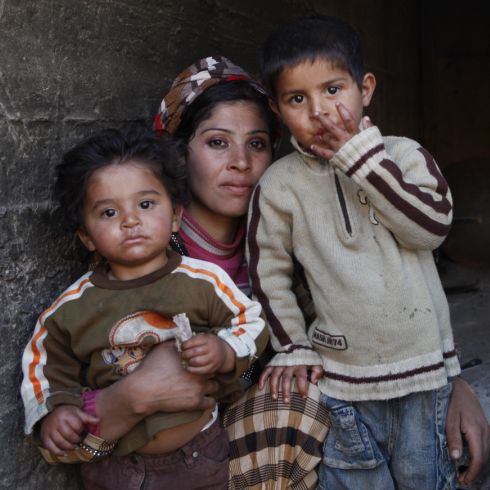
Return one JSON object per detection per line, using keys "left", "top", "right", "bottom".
{"left": 269, "top": 367, "right": 284, "bottom": 400}
{"left": 310, "top": 144, "right": 336, "bottom": 161}
{"left": 296, "top": 374, "right": 309, "bottom": 399}
{"left": 281, "top": 372, "right": 292, "bottom": 403}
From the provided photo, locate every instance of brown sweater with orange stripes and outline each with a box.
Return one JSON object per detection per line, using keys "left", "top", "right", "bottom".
{"left": 247, "top": 126, "right": 460, "bottom": 401}
{"left": 21, "top": 251, "right": 266, "bottom": 454}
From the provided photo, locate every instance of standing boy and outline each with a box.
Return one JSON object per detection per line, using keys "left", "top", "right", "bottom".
{"left": 248, "top": 15, "right": 459, "bottom": 488}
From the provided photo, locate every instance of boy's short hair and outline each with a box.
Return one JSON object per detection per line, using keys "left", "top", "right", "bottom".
{"left": 55, "top": 126, "right": 189, "bottom": 233}
{"left": 261, "top": 14, "right": 365, "bottom": 98}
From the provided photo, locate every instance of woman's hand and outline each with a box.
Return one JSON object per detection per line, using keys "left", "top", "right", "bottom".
{"left": 96, "top": 341, "right": 218, "bottom": 441}
{"left": 446, "top": 377, "right": 490, "bottom": 485}
{"left": 259, "top": 364, "right": 323, "bottom": 402}
{"left": 40, "top": 405, "right": 99, "bottom": 456}
{"left": 181, "top": 334, "right": 236, "bottom": 374}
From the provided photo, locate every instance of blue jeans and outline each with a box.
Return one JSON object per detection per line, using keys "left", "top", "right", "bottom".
{"left": 318, "top": 384, "right": 456, "bottom": 490}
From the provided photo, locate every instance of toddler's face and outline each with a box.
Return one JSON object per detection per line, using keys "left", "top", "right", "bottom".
{"left": 78, "top": 161, "right": 182, "bottom": 281}
{"left": 272, "top": 58, "right": 374, "bottom": 151}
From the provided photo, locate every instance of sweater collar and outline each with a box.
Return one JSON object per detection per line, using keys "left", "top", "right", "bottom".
{"left": 290, "top": 136, "right": 329, "bottom": 171}
{"left": 179, "top": 208, "right": 245, "bottom": 258}
{"left": 90, "top": 249, "right": 182, "bottom": 290}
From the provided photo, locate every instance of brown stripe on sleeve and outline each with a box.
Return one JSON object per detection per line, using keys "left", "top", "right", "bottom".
{"left": 378, "top": 159, "right": 452, "bottom": 214}
{"left": 417, "top": 147, "right": 449, "bottom": 196}
{"left": 247, "top": 186, "right": 294, "bottom": 346}
{"left": 345, "top": 143, "right": 385, "bottom": 177}
{"left": 366, "top": 169, "right": 452, "bottom": 236}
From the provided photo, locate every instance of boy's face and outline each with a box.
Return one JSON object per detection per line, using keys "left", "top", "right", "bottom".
{"left": 271, "top": 58, "right": 375, "bottom": 151}
{"left": 78, "top": 161, "right": 182, "bottom": 281}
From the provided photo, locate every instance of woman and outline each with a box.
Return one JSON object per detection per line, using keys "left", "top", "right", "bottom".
{"left": 79, "top": 57, "right": 488, "bottom": 488}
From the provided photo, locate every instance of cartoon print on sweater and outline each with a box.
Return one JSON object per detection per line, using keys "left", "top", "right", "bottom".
{"left": 358, "top": 189, "right": 379, "bottom": 225}
{"left": 101, "top": 311, "right": 180, "bottom": 375}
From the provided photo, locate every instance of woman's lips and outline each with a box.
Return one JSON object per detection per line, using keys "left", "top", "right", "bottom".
{"left": 220, "top": 183, "right": 254, "bottom": 195}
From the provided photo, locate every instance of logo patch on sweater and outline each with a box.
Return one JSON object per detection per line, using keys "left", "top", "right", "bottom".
{"left": 312, "top": 328, "right": 348, "bottom": 350}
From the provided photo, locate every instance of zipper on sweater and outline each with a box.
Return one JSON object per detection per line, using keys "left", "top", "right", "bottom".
{"left": 334, "top": 173, "right": 352, "bottom": 236}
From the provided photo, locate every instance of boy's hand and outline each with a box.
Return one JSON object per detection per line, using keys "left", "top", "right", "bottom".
{"left": 259, "top": 364, "right": 323, "bottom": 402}
{"left": 40, "top": 405, "right": 99, "bottom": 456}
{"left": 181, "top": 334, "right": 235, "bottom": 375}
{"left": 310, "top": 102, "right": 373, "bottom": 160}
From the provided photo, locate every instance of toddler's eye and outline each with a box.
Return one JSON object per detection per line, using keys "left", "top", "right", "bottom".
{"left": 327, "top": 87, "right": 339, "bottom": 95}
{"left": 289, "top": 94, "right": 304, "bottom": 104}
{"left": 102, "top": 208, "right": 117, "bottom": 218}
{"left": 139, "top": 200, "right": 153, "bottom": 210}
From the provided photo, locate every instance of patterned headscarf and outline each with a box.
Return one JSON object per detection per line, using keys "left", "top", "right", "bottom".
{"left": 153, "top": 56, "right": 269, "bottom": 136}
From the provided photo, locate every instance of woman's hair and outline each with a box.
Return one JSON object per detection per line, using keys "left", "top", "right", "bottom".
{"left": 54, "top": 126, "right": 189, "bottom": 233}
{"left": 172, "top": 79, "right": 281, "bottom": 149}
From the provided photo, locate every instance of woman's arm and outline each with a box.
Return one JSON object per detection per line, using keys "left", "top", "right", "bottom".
{"left": 96, "top": 342, "right": 219, "bottom": 441}
{"left": 447, "top": 377, "right": 490, "bottom": 485}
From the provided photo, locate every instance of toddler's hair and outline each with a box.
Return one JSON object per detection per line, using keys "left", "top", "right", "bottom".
{"left": 261, "top": 14, "right": 365, "bottom": 98}
{"left": 54, "top": 126, "right": 189, "bottom": 232}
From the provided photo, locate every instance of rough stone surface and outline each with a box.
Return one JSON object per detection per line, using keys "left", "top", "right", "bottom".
{"left": 1, "top": 1, "right": 422, "bottom": 488}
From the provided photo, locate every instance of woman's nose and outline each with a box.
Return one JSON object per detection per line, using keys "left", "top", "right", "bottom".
{"left": 229, "top": 145, "right": 251, "bottom": 171}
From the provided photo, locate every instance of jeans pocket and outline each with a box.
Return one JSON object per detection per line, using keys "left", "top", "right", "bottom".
{"left": 321, "top": 396, "right": 384, "bottom": 470}
{"left": 436, "top": 383, "right": 457, "bottom": 489}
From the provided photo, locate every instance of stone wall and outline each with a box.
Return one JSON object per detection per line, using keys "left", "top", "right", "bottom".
{"left": 0, "top": 1, "right": 419, "bottom": 487}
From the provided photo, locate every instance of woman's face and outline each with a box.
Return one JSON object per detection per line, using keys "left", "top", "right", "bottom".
{"left": 186, "top": 101, "right": 273, "bottom": 227}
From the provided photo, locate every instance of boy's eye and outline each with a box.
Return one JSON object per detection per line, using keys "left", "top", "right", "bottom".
{"left": 326, "top": 86, "right": 339, "bottom": 95}
{"left": 208, "top": 138, "right": 227, "bottom": 148}
{"left": 102, "top": 208, "right": 117, "bottom": 218}
{"left": 139, "top": 200, "right": 154, "bottom": 210}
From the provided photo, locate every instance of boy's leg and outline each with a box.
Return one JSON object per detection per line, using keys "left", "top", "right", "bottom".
{"left": 390, "top": 383, "right": 457, "bottom": 490}
{"left": 317, "top": 395, "right": 395, "bottom": 490}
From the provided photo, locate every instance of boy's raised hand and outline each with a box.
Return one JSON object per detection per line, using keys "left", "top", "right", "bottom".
{"left": 181, "top": 334, "right": 235, "bottom": 375}
{"left": 310, "top": 102, "right": 373, "bottom": 160}
{"left": 258, "top": 364, "right": 323, "bottom": 402}
{"left": 40, "top": 404, "right": 99, "bottom": 456}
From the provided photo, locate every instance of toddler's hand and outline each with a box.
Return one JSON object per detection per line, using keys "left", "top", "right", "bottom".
{"left": 181, "top": 334, "right": 235, "bottom": 375}
{"left": 259, "top": 364, "right": 323, "bottom": 402}
{"left": 310, "top": 103, "right": 373, "bottom": 160}
{"left": 40, "top": 404, "right": 99, "bottom": 456}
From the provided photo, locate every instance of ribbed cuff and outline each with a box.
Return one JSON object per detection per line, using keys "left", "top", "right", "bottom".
{"left": 82, "top": 389, "right": 101, "bottom": 437}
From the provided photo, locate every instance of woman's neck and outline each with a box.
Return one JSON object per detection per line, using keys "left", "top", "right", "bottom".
{"left": 185, "top": 203, "right": 241, "bottom": 244}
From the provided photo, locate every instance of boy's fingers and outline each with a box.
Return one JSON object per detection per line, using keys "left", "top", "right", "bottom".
{"left": 281, "top": 372, "right": 292, "bottom": 403}
{"left": 361, "top": 115, "right": 373, "bottom": 130}
{"left": 310, "top": 144, "right": 335, "bottom": 161}
{"left": 258, "top": 368, "right": 272, "bottom": 390}
{"left": 335, "top": 102, "right": 357, "bottom": 133}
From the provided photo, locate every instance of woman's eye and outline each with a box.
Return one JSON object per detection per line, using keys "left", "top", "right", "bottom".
{"left": 327, "top": 86, "right": 339, "bottom": 95}
{"left": 208, "top": 138, "right": 227, "bottom": 148}
{"left": 102, "top": 208, "right": 117, "bottom": 218}
{"left": 249, "top": 139, "right": 269, "bottom": 151}
{"left": 289, "top": 94, "right": 304, "bottom": 104}
{"left": 139, "top": 200, "right": 153, "bottom": 210}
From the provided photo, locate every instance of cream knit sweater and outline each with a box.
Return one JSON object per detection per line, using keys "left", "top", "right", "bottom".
{"left": 247, "top": 126, "right": 460, "bottom": 401}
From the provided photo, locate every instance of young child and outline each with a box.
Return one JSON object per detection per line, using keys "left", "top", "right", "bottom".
{"left": 248, "top": 15, "right": 460, "bottom": 489}
{"left": 21, "top": 127, "right": 266, "bottom": 488}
